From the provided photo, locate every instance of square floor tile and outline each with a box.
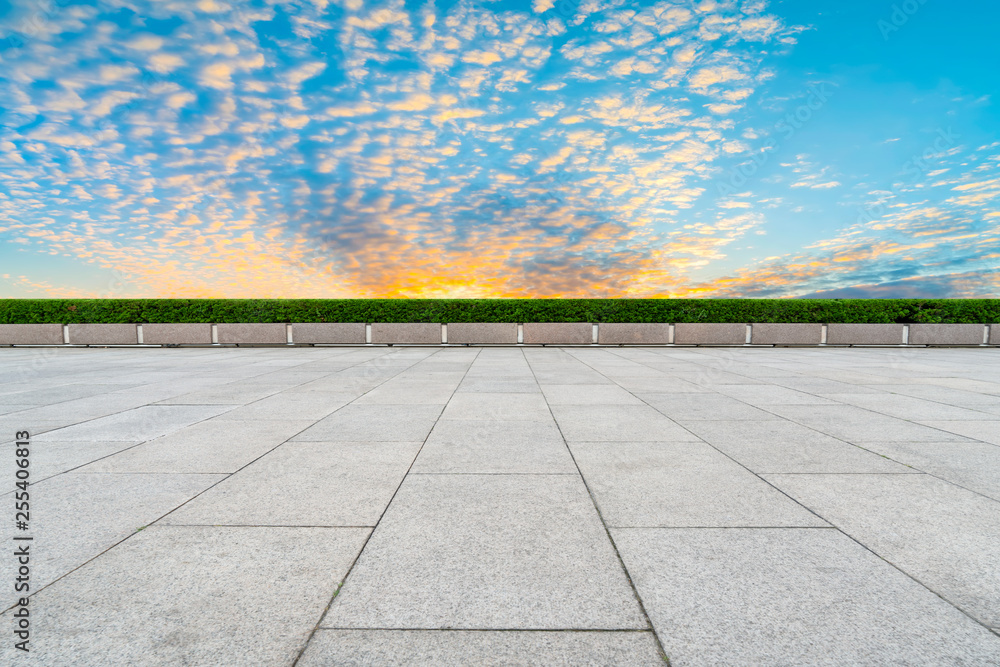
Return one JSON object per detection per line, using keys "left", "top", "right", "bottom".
{"left": 80, "top": 419, "right": 313, "bottom": 473}
{"left": 571, "top": 441, "right": 826, "bottom": 527}
{"left": 322, "top": 475, "right": 645, "bottom": 629}
{"left": 35, "top": 405, "right": 230, "bottom": 442}
{"left": 299, "top": 630, "right": 663, "bottom": 666}
{"left": 613, "top": 527, "right": 1000, "bottom": 666}
{"left": 678, "top": 420, "right": 913, "bottom": 473}
{"left": 764, "top": 473, "right": 1000, "bottom": 627}
{"left": 550, "top": 405, "right": 698, "bottom": 441}
{"left": 412, "top": 420, "right": 575, "bottom": 474}
{"left": 293, "top": 405, "right": 442, "bottom": 441}
{"left": 860, "top": 440, "right": 1000, "bottom": 501}
{"left": 161, "top": 441, "right": 422, "bottom": 526}
{"left": 0, "top": 472, "right": 223, "bottom": 591}
{"left": 440, "top": 392, "right": 552, "bottom": 421}
{"left": 541, "top": 384, "right": 644, "bottom": 405}
{"left": 0, "top": 526, "right": 368, "bottom": 665}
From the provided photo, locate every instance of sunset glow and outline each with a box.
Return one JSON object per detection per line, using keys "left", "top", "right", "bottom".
{"left": 1, "top": 0, "right": 998, "bottom": 298}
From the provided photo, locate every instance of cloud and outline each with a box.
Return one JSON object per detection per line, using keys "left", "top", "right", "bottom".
{"left": 283, "top": 62, "right": 327, "bottom": 88}
{"left": 148, "top": 53, "right": 185, "bottom": 73}
{"left": 462, "top": 50, "right": 503, "bottom": 66}
{"left": 199, "top": 62, "right": 235, "bottom": 89}
{"left": 126, "top": 34, "right": 164, "bottom": 51}
{"left": 12, "top": 0, "right": 984, "bottom": 300}
{"left": 798, "top": 271, "right": 1000, "bottom": 299}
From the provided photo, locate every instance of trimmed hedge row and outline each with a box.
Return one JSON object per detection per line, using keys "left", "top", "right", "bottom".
{"left": 1, "top": 299, "right": 998, "bottom": 324}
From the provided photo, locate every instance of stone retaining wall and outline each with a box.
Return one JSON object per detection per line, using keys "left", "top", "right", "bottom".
{"left": 1, "top": 322, "right": 997, "bottom": 347}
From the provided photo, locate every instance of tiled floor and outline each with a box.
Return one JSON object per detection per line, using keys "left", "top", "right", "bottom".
{"left": 2, "top": 345, "right": 1000, "bottom": 665}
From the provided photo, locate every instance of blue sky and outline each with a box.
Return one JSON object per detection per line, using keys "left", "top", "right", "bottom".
{"left": 1, "top": 0, "right": 997, "bottom": 298}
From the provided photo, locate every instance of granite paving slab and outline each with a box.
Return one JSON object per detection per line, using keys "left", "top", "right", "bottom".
{"left": 3, "top": 346, "right": 1000, "bottom": 664}
{"left": 825, "top": 392, "right": 998, "bottom": 420}
{"left": 0, "top": 526, "right": 369, "bottom": 666}
{"left": 322, "top": 475, "right": 646, "bottom": 629}
{"left": 608, "top": 375, "right": 709, "bottom": 393}
{"left": 455, "top": 378, "right": 542, "bottom": 393}
{"left": 161, "top": 441, "right": 422, "bottom": 527}
{"left": 439, "top": 392, "right": 551, "bottom": 421}
{"left": 677, "top": 420, "right": 914, "bottom": 473}
{"left": 0, "top": 472, "right": 224, "bottom": 592}
{"left": 765, "top": 473, "right": 1000, "bottom": 627}
{"left": 637, "top": 392, "right": 780, "bottom": 421}
{"left": 550, "top": 405, "right": 699, "bottom": 441}
{"left": 571, "top": 441, "right": 827, "bottom": 527}
{"left": 0, "top": 418, "right": 72, "bottom": 443}
{"left": 299, "top": 630, "right": 663, "bottom": 666}
{"left": 1, "top": 440, "right": 143, "bottom": 484}
{"left": 764, "top": 404, "right": 972, "bottom": 443}
{"left": 80, "top": 419, "right": 314, "bottom": 473}
{"left": 292, "top": 404, "right": 443, "bottom": 441}
{"left": 34, "top": 404, "right": 230, "bottom": 442}
{"left": 876, "top": 384, "right": 1000, "bottom": 414}
{"left": 540, "top": 383, "right": 644, "bottom": 405}
{"left": 10, "top": 392, "right": 152, "bottom": 423}
{"left": 709, "top": 383, "right": 836, "bottom": 406}
{"left": 156, "top": 382, "right": 290, "bottom": 404}
{"left": 917, "top": 420, "right": 1000, "bottom": 445}
{"left": 412, "top": 419, "right": 575, "bottom": 474}
{"left": 0, "top": 383, "right": 131, "bottom": 406}
{"left": 613, "top": 527, "right": 1000, "bottom": 666}
{"left": 351, "top": 382, "right": 459, "bottom": 404}
{"left": 859, "top": 440, "right": 1000, "bottom": 501}
{"left": 212, "top": 392, "right": 356, "bottom": 420}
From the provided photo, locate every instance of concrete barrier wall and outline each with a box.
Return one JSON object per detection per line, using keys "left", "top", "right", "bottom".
{"left": 3, "top": 322, "right": 998, "bottom": 346}
{"left": 751, "top": 323, "right": 823, "bottom": 345}
{"left": 293, "top": 323, "right": 366, "bottom": 345}
{"left": 142, "top": 323, "right": 213, "bottom": 345}
{"left": 371, "top": 323, "right": 441, "bottom": 344}
{"left": 908, "top": 324, "right": 985, "bottom": 346}
{"left": 522, "top": 323, "right": 593, "bottom": 345}
{"left": 674, "top": 323, "right": 746, "bottom": 345}
{"left": 826, "top": 323, "right": 904, "bottom": 346}
{"left": 0, "top": 323, "right": 64, "bottom": 345}
{"left": 68, "top": 323, "right": 137, "bottom": 345}
{"left": 598, "top": 323, "right": 670, "bottom": 345}
{"left": 216, "top": 323, "right": 287, "bottom": 345}
{"left": 447, "top": 323, "right": 517, "bottom": 345}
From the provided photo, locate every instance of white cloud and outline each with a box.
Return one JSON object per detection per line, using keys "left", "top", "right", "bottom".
{"left": 199, "top": 62, "right": 235, "bottom": 90}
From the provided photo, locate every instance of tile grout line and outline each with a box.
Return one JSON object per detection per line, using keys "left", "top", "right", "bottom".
{"left": 611, "top": 344, "right": 1000, "bottom": 438}
{"left": 313, "top": 627, "right": 660, "bottom": 633}
{"left": 594, "top": 345, "right": 1000, "bottom": 500}
{"left": 522, "top": 347, "right": 672, "bottom": 665}
{"left": 290, "top": 346, "right": 482, "bottom": 666}
{"left": 574, "top": 346, "right": 1000, "bottom": 635}
{"left": 7, "top": 348, "right": 404, "bottom": 487}
{"left": 0, "top": 348, "right": 429, "bottom": 613}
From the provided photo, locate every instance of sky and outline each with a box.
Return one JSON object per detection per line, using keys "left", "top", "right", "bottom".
{"left": 0, "top": 0, "right": 998, "bottom": 299}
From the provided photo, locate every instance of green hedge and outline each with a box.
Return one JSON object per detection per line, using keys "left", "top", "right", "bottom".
{"left": 1, "top": 299, "right": 998, "bottom": 324}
